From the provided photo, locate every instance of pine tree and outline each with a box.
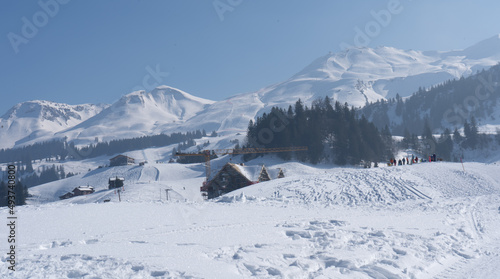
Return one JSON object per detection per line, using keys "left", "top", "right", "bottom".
{"left": 0, "top": 181, "right": 6, "bottom": 207}
{"left": 395, "top": 93, "right": 403, "bottom": 116}
{"left": 401, "top": 128, "right": 412, "bottom": 149}
{"left": 436, "top": 128, "right": 453, "bottom": 161}
{"left": 15, "top": 180, "right": 26, "bottom": 206}
{"left": 453, "top": 128, "right": 463, "bottom": 144}
{"left": 468, "top": 116, "right": 479, "bottom": 148}
{"left": 422, "top": 118, "right": 434, "bottom": 141}
{"left": 381, "top": 125, "right": 394, "bottom": 159}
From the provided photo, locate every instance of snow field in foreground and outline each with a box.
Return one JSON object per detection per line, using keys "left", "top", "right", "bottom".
{"left": 1, "top": 161, "right": 500, "bottom": 278}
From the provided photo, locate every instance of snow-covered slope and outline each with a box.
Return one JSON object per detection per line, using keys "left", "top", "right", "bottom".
{"left": 177, "top": 92, "right": 265, "bottom": 136}
{"left": 5, "top": 160, "right": 500, "bottom": 278}
{"left": 57, "top": 86, "right": 215, "bottom": 145}
{"left": 0, "top": 101, "right": 107, "bottom": 149}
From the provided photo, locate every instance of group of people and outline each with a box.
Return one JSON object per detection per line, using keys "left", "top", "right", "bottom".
{"left": 389, "top": 158, "right": 418, "bottom": 166}
{"left": 389, "top": 153, "right": 439, "bottom": 166}
{"left": 389, "top": 155, "right": 419, "bottom": 166}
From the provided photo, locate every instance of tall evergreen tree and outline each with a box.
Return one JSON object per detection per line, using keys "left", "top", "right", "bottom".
{"left": 436, "top": 128, "right": 453, "bottom": 161}
{"left": 0, "top": 181, "right": 6, "bottom": 207}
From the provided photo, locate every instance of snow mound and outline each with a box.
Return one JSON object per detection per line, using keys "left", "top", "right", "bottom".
{"left": 226, "top": 162, "right": 500, "bottom": 206}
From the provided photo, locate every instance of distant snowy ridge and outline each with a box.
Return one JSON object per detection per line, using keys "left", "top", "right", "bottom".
{"left": 176, "top": 34, "right": 500, "bottom": 137}
{"left": 2, "top": 35, "right": 500, "bottom": 148}
{"left": 0, "top": 101, "right": 107, "bottom": 149}
{"left": 56, "top": 86, "right": 215, "bottom": 145}
{"left": 256, "top": 34, "right": 500, "bottom": 109}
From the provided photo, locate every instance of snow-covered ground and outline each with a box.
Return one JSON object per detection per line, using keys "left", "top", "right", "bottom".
{"left": 2, "top": 158, "right": 500, "bottom": 278}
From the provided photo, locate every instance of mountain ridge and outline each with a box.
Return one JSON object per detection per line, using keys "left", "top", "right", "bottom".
{"left": 2, "top": 35, "right": 500, "bottom": 149}
{"left": 0, "top": 101, "right": 107, "bottom": 149}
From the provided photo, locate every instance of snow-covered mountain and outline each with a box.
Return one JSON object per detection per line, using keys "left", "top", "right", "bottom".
{"left": 0, "top": 101, "right": 107, "bottom": 149}
{"left": 254, "top": 34, "right": 500, "bottom": 109}
{"left": 57, "top": 86, "right": 215, "bottom": 145}
{"left": 2, "top": 35, "right": 500, "bottom": 148}
{"left": 179, "top": 35, "right": 500, "bottom": 135}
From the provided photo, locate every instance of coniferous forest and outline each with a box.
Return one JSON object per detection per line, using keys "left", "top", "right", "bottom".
{"left": 245, "top": 97, "right": 394, "bottom": 165}
{"left": 361, "top": 63, "right": 500, "bottom": 136}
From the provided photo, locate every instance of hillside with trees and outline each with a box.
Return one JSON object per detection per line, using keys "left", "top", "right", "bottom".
{"left": 361, "top": 63, "right": 500, "bottom": 136}
{"left": 245, "top": 98, "right": 393, "bottom": 165}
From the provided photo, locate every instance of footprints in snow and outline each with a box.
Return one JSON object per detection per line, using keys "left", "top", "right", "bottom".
{"left": 38, "top": 238, "right": 151, "bottom": 251}
{"left": 84, "top": 238, "right": 99, "bottom": 244}
{"left": 7, "top": 254, "right": 190, "bottom": 279}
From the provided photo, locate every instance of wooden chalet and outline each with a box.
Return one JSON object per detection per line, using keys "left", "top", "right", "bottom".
{"left": 59, "top": 192, "right": 74, "bottom": 200}
{"left": 59, "top": 186, "right": 95, "bottom": 200}
{"left": 109, "top": 155, "right": 135, "bottom": 167}
{"left": 73, "top": 186, "right": 95, "bottom": 196}
{"left": 202, "top": 163, "right": 284, "bottom": 199}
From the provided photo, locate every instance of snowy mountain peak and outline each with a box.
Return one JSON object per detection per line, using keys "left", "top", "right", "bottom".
{"left": 256, "top": 37, "right": 500, "bottom": 110}
{"left": 2, "top": 100, "right": 106, "bottom": 121}
{"left": 0, "top": 101, "right": 107, "bottom": 149}
{"left": 3, "top": 36, "right": 500, "bottom": 149}
{"left": 57, "top": 86, "right": 215, "bottom": 145}
{"left": 117, "top": 86, "right": 214, "bottom": 107}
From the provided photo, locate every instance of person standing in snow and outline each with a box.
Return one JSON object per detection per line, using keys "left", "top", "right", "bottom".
{"left": 398, "top": 159, "right": 402, "bottom": 166}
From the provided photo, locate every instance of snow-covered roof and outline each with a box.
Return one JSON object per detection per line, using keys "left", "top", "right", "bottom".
{"left": 231, "top": 164, "right": 265, "bottom": 182}
{"left": 267, "top": 168, "right": 284, "bottom": 179}
{"left": 109, "top": 177, "right": 125, "bottom": 181}
{"left": 76, "top": 186, "right": 94, "bottom": 191}
{"left": 110, "top": 155, "right": 134, "bottom": 161}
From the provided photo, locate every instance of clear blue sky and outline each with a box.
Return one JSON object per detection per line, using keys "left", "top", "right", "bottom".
{"left": 1, "top": 0, "right": 500, "bottom": 114}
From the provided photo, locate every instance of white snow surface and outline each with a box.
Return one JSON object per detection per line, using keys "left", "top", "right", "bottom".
{"left": 3, "top": 159, "right": 500, "bottom": 278}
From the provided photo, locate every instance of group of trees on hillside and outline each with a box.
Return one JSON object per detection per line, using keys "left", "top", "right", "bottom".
{"left": 245, "top": 98, "right": 393, "bottom": 165}
{"left": 76, "top": 130, "right": 211, "bottom": 159}
{"left": 0, "top": 130, "right": 213, "bottom": 165}
{"left": 0, "top": 179, "right": 29, "bottom": 207}
{"left": 20, "top": 165, "right": 72, "bottom": 188}
{"left": 362, "top": 63, "right": 500, "bottom": 136}
{"left": 400, "top": 115, "right": 493, "bottom": 161}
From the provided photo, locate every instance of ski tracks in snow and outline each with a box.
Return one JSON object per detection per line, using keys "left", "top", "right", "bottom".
{"left": 431, "top": 195, "right": 500, "bottom": 279}
{"left": 265, "top": 167, "right": 432, "bottom": 206}
{"left": 138, "top": 165, "right": 160, "bottom": 182}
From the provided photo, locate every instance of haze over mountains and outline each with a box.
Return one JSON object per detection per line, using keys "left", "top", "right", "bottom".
{"left": 2, "top": 35, "right": 500, "bottom": 149}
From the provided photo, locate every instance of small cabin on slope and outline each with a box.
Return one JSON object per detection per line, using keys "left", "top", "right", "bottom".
{"left": 109, "top": 155, "right": 135, "bottom": 167}
{"left": 59, "top": 186, "right": 95, "bottom": 200}
{"left": 108, "top": 177, "right": 125, "bottom": 189}
{"left": 202, "top": 163, "right": 284, "bottom": 199}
